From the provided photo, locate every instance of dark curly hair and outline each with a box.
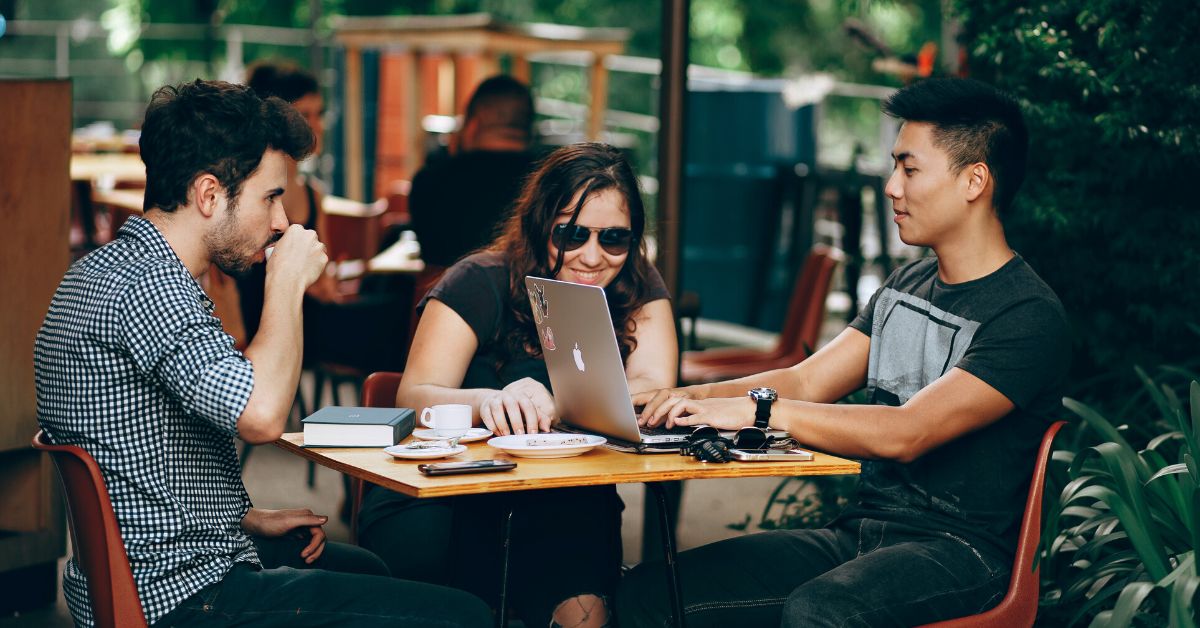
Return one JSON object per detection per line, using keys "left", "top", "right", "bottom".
{"left": 489, "top": 142, "right": 656, "bottom": 365}
{"left": 139, "top": 79, "right": 313, "bottom": 213}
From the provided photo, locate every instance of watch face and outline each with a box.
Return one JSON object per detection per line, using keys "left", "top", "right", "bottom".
{"left": 749, "top": 387, "right": 778, "bottom": 402}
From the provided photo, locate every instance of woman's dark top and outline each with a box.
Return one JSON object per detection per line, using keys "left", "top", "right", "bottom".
{"left": 419, "top": 250, "right": 671, "bottom": 391}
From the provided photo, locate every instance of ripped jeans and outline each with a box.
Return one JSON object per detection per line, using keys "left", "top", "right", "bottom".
{"left": 617, "top": 518, "right": 1010, "bottom": 628}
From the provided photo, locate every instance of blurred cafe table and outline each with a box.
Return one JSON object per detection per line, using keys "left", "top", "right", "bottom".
{"left": 70, "top": 153, "right": 146, "bottom": 247}
{"left": 70, "top": 153, "right": 146, "bottom": 185}
{"left": 276, "top": 433, "right": 860, "bottom": 627}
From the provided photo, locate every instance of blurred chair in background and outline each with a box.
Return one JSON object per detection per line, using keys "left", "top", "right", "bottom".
{"left": 681, "top": 245, "right": 842, "bottom": 385}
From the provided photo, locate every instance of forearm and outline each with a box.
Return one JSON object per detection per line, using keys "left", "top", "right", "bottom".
{"left": 695, "top": 364, "right": 814, "bottom": 400}
{"left": 399, "top": 383, "right": 502, "bottom": 427}
{"left": 771, "top": 399, "right": 913, "bottom": 461}
{"left": 627, "top": 371, "right": 677, "bottom": 396}
{"left": 239, "top": 279, "right": 306, "bottom": 442}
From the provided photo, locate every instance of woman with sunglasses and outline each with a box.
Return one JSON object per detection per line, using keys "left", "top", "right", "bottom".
{"left": 356, "top": 142, "right": 677, "bottom": 628}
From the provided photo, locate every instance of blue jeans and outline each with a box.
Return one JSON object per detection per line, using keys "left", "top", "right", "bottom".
{"left": 153, "top": 535, "right": 492, "bottom": 627}
{"left": 617, "top": 518, "right": 1010, "bottom": 628}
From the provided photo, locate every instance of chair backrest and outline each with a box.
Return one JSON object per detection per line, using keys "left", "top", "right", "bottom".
{"left": 382, "top": 179, "right": 411, "bottom": 229}
{"left": 776, "top": 245, "right": 842, "bottom": 360}
{"left": 323, "top": 212, "right": 382, "bottom": 263}
{"left": 919, "top": 419, "right": 1067, "bottom": 628}
{"left": 31, "top": 431, "right": 147, "bottom": 628}
{"left": 362, "top": 371, "right": 405, "bottom": 409}
{"left": 350, "top": 372, "right": 405, "bottom": 542}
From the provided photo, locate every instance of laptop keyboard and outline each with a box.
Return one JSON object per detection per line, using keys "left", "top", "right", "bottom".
{"left": 640, "top": 424, "right": 693, "bottom": 437}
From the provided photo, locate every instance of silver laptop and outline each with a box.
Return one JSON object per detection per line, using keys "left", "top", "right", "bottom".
{"left": 525, "top": 276, "right": 693, "bottom": 451}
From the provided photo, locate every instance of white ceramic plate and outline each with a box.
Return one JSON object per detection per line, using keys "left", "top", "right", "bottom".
{"left": 383, "top": 443, "right": 467, "bottom": 460}
{"left": 412, "top": 427, "right": 493, "bottom": 443}
{"left": 486, "top": 434, "right": 606, "bottom": 458}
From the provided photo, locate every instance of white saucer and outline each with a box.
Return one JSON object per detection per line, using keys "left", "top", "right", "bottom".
{"left": 412, "top": 427, "right": 493, "bottom": 443}
{"left": 383, "top": 443, "right": 467, "bottom": 460}
{"left": 486, "top": 434, "right": 606, "bottom": 458}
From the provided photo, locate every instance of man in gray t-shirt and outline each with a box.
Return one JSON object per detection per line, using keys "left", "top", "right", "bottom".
{"left": 620, "top": 78, "right": 1069, "bottom": 628}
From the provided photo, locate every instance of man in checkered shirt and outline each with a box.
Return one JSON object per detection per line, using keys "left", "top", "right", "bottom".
{"left": 35, "top": 79, "right": 491, "bottom": 627}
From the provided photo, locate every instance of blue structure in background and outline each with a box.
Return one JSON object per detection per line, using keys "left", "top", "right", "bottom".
{"left": 683, "top": 78, "right": 817, "bottom": 331}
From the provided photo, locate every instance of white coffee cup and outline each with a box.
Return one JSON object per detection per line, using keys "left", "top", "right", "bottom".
{"left": 420, "top": 404, "right": 472, "bottom": 438}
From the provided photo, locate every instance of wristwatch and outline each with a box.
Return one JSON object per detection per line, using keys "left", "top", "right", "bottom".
{"left": 748, "top": 387, "right": 778, "bottom": 429}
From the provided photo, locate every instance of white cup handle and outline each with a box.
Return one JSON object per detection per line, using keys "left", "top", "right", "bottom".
{"left": 420, "top": 407, "right": 435, "bottom": 429}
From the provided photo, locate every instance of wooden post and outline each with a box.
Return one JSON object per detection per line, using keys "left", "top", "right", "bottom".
{"left": 343, "top": 46, "right": 364, "bottom": 201}
{"left": 453, "top": 51, "right": 483, "bottom": 116}
{"left": 588, "top": 55, "right": 609, "bottom": 141}
{"left": 0, "top": 78, "right": 70, "bottom": 614}
{"left": 403, "top": 51, "right": 422, "bottom": 178}
{"left": 511, "top": 54, "right": 531, "bottom": 84}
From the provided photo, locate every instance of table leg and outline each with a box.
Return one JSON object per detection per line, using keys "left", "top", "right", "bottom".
{"left": 496, "top": 505, "right": 515, "bottom": 628}
{"left": 641, "top": 480, "right": 682, "bottom": 560}
{"left": 649, "top": 482, "right": 685, "bottom": 628}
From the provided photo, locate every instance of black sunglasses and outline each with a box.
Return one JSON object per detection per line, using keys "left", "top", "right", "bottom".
{"left": 551, "top": 224, "right": 634, "bottom": 255}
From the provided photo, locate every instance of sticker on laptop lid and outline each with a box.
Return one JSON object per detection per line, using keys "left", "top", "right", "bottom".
{"left": 530, "top": 282, "right": 550, "bottom": 321}
{"left": 542, "top": 325, "right": 556, "bottom": 351}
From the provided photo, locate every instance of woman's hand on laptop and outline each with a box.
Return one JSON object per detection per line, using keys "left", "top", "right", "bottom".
{"left": 480, "top": 378, "right": 557, "bottom": 435}
{"left": 633, "top": 384, "right": 710, "bottom": 428}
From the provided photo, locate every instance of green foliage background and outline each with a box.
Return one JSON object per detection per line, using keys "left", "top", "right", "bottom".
{"left": 954, "top": 0, "right": 1200, "bottom": 402}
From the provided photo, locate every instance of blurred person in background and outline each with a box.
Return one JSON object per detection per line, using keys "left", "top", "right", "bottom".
{"left": 409, "top": 74, "right": 540, "bottom": 269}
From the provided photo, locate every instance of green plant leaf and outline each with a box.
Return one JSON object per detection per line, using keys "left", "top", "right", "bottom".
{"left": 1104, "top": 580, "right": 1156, "bottom": 627}
{"left": 1150, "top": 464, "right": 1192, "bottom": 483}
{"left": 1073, "top": 454, "right": 1171, "bottom": 580}
{"left": 1167, "top": 571, "right": 1199, "bottom": 628}
{"left": 1158, "top": 553, "right": 1196, "bottom": 588}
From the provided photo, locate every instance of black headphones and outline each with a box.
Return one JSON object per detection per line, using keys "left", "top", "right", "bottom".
{"left": 680, "top": 428, "right": 735, "bottom": 463}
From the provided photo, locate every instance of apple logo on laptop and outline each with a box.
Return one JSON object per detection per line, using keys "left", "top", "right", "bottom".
{"left": 572, "top": 342, "right": 586, "bottom": 372}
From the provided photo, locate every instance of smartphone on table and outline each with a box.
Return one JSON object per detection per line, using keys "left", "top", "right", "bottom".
{"left": 728, "top": 448, "right": 814, "bottom": 462}
{"left": 418, "top": 459, "right": 518, "bottom": 476}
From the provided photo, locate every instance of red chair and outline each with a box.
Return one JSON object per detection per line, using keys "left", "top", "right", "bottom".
{"left": 31, "top": 430, "right": 147, "bottom": 628}
{"left": 382, "top": 179, "right": 412, "bottom": 230}
{"left": 347, "top": 371, "right": 405, "bottom": 543}
{"left": 680, "top": 245, "right": 842, "bottom": 384}
{"left": 919, "top": 420, "right": 1067, "bottom": 628}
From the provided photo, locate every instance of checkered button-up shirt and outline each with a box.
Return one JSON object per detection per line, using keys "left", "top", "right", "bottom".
{"left": 35, "top": 216, "right": 260, "bottom": 626}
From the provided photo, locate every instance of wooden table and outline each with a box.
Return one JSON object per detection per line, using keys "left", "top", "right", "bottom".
{"left": 277, "top": 433, "right": 858, "bottom": 497}
{"left": 70, "top": 154, "right": 146, "bottom": 247}
{"left": 277, "top": 433, "right": 859, "bottom": 626}
{"left": 70, "top": 153, "right": 146, "bottom": 184}
{"left": 365, "top": 238, "right": 425, "bottom": 275}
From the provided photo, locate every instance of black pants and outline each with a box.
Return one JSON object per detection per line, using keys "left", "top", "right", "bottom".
{"left": 617, "top": 517, "right": 1011, "bottom": 628}
{"left": 153, "top": 535, "right": 491, "bottom": 627}
{"left": 357, "top": 484, "right": 625, "bottom": 627}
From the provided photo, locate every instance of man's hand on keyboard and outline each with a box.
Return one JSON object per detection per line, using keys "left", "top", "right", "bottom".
{"left": 633, "top": 385, "right": 709, "bottom": 428}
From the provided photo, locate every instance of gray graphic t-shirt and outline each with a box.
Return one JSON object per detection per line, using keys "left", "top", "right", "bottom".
{"left": 844, "top": 254, "right": 1069, "bottom": 560}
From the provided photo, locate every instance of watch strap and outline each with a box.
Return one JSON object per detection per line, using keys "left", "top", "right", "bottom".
{"left": 753, "top": 398, "right": 771, "bottom": 429}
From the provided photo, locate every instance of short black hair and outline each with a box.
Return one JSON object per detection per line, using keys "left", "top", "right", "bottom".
{"left": 139, "top": 79, "right": 314, "bottom": 213}
{"left": 464, "top": 74, "right": 534, "bottom": 141}
{"left": 883, "top": 78, "right": 1028, "bottom": 213}
{"left": 245, "top": 60, "right": 320, "bottom": 104}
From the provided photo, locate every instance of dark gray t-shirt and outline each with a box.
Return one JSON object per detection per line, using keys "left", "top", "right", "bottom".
{"left": 420, "top": 251, "right": 671, "bottom": 390}
{"left": 845, "top": 253, "right": 1070, "bottom": 560}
